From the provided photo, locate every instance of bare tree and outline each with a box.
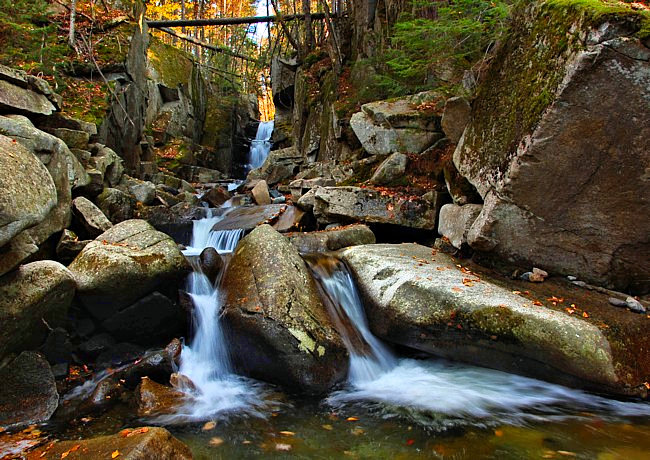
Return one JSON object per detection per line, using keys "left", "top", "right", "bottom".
{"left": 69, "top": 0, "right": 77, "bottom": 48}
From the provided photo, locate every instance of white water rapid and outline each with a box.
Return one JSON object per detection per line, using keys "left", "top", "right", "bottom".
{"left": 248, "top": 120, "right": 274, "bottom": 170}
{"left": 307, "top": 255, "right": 650, "bottom": 428}
{"left": 161, "top": 208, "right": 270, "bottom": 422}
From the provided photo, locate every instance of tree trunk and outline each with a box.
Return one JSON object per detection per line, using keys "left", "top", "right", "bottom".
{"left": 69, "top": 0, "right": 77, "bottom": 48}
{"left": 303, "top": 0, "right": 312, "bottom": 53}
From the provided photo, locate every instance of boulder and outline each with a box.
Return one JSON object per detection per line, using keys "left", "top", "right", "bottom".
{"left": 0, "top": 352, "right": 58, "bottom": 427}
{"left": 72, "top": 196, "right": 113, "bottom": 238}
{"left": 290, "top": 177, "right": 335, "bottom": 201}
{"left": 128, "top": 180, "right": 157, "bottom": 205}
{"left": 438, "top": 203, "right": 483, "bottom": 249}
{"left": 247, "top": 146, "right": 303, "bottom": 185}
{"left": 287, "top": 224, "right": 376, "bottom": 253}
{"left": 369, "top": 153, "right": 408, "bottom": 185}
{"left": 69, "top": 220, "right": 189, "bottom": 320}
{"left": 341, "top": 244, "right": 650, "bottom": 396}
{"left": 0, "top": 261, "right": 75, "bottom": 361}
{"left": 0, "top": 134, "right": 56, "bottom": 247}
{"left": 350, "top": 91, "right": 445, "bottom": 155}
{"left": 202, "top": 186, "right": 230, "bottom": 207}
{"left": 30, "top": 427, "right": 192, "bottom": 459}
{"left": 223, "top": 225, "right": 348, "bottom": 393}
{"left": 0, "top": 79, "right": 55, "bottom": 116}
{"left": 181, "top": 165, "right": 223, "bottom": 183}
{"left": 314, "top": 187, "right": 438, "bottom": 230}
{"left": 296, "top": 187, "right": 319, "bottom": 212}
{"left": 199, "top": 247, "right": 224, "bottom": 284}
{"left": 136, "top": 377, "right": 187, "bottom": 417}
{"left": 452, "top": 4, "right": 650, "bottom": 293}
{"left": 211, "top": 204, "right": 288, "bottom": 232}
{"left": 56, "top": 229, "right": 91, "bottom": 263}
{"left": 101, "top": 292, "right": 184, "bottom": 345}
{"left": 441, "top": 96, "right": 471, "bottom": 143}
{"left": 96, "top": 188, "right": 136, "bottom": 223}
{"left": 88, "top": 144, "right": 124, "bottom": 187}
{"left": 51, "top": 128, "right": 90, "bottom": 150}
{"left": 137, "top": 202, "right": 208, "bottom": 244}
{"left": 251, "top": 179, "right": 272, "bottom": 205}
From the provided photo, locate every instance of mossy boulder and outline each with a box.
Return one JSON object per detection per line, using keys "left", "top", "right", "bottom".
{"left": 341, "top": 244, "right": 649, "bottom": 397}
{"left": 69, "top": 220, "right": 190, "bottom": 321}
{"left": 222, "top": 224, "right": 348, "bottom": 393}
{"left": 454, "top": 0, "right": 650, "bottom": 293}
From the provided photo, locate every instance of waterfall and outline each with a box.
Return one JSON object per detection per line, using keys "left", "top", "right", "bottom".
{"left": 307, "top": 254, "right": 650, "bottom": 427}
{"left": 161, "top": 210, "right": 269, "bottom": 422}
{"left": 248, "top": 120, "right": 274, "bottom": 170}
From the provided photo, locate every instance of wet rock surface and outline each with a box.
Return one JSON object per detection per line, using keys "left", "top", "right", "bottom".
{"left": 0, "top": 352, "right": 58, "bottom": 427}
{"left": 223, "top": 224, "right": 348, "bottom": 393}
{"left": 341, "top": 244, "right": 650, "bottom": 397}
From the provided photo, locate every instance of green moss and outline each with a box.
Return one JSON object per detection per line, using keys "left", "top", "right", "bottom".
{"left": 461, "top": 0, "right": 649, "bottom": 181}
{"left": 147, "top": 38, "right": 193, "bottom": 88}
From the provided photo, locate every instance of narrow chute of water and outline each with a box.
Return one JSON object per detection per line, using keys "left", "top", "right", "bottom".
{"left": 248, "top": 120, "right": 274, "bottom": 170}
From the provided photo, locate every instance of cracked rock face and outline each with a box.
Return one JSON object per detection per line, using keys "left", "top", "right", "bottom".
{"left": 453, "top": 12, "right": 650, "bottom": 293}
{"left": 222, "top": 224, "right": 348, "bottom": 393}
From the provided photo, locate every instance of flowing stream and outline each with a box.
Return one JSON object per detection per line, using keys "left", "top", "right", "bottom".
{"left": 306, "top": 254, "right": 650, "bottom": 429}
{"left": 162, "top": 208, "right": 270, "bottom": 422}
{"left": 248, "top": 120, "right": 274, "bottom": 170}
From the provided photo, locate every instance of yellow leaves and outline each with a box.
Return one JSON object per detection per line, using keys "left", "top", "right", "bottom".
{"left": 111, "top": 450, "right": 121, "bottom": 458}
{"left": 202, "top": 421, "right": 216, "bottom": 431}
{"left": 279, "top": 431, "right": 295, "bottom": 436}
{"left": 322, "top": 424, "right": 334, "bottom": 431}
{"left": 643, "top": 382, "right": 650, "bottom": 390}
{"left": 346, "top": 416, "right": 359, "bottom": 422}
{"left": 60, "top": 444, "right": 81, "bottom": 459}
{"left": 209, "top": 437, "right": 224, "bottom": 446}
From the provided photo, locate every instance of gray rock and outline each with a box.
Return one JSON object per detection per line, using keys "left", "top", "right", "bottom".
{"left": 69, "top": 220, "right": 189, "bottom": 320}
{"left": 72, "top": 196, "right": 113, "bottom": 238}
{"left": 202, "top": 186, "right": 230, "bottom": 207}
{"left": 40, "top": 327, "right": 72, "bottom": 367}
{"left": 96, "top": 187, "right": 136, "bottom": 223}
{"left": 350, "top": 91, "right": 445, "bottom": 155}
{"left": 438, "top": 203, "right": 483, "bottom": 249}
{"left": 341, "top": 244, "right": 638, "bottom": 395}
{"left": 288, "top": 224, "right": 376, "bottom": 253}
{"left": 0, "top": 352, "right": 59, "bottom": 427}
{"left": 129, "top": 180, "right": 157, "bottom": 205}
{"left": 453, "top": 6, "right": 650, "bottom": 293}
{"left": 441, "top": 96, "right": 471, "bottom": 143}
{"left": 0, "top": 134, "right": 56, "bottom": 247}
{"left": 211, "top": 204, "right": 288, "bottom": 232}
{"left": 199, "top": 247, "right": 224, "bottom": 284}
{"left": 625, "top": 296, "right": 646, "bottom": 314}
{"left": 609, "top": 297, "right": 628, "bottom": 308}
{"left": 369, "top": 153, "right": 408, "bottom": 185}
{"left": 0, "top": 79, "right": 55, "bottom": 116}
{"left": 89, "top": 145, "right": 124, "bottom": 187}
{"left": 296, "top": 187, "right": 319, "bottom": 212}
{"left": 251, "top": 179, "right": 272, "bottom": 205}
{"left": 290, "top": 177, "right": 335, "bottom": 201}
{"left": 51, "top": 128, "right": 90, "bottom": 150}
{"left": 314, "top": 186, "right": 438, "bottom": 230}
{"left": 56, "top": 229, "right": 91, "bottom": 263}
{"left": 247, "top": 146, "right": 303, "bottom": 186}
{"left": 0, "top": 261, "right": 75, "bottom": 361}
{"left": 223, "top": 225, "right": 348, "bottom": 393}
{"left": 102, "top": 292, "right": 184, "bottom": 345}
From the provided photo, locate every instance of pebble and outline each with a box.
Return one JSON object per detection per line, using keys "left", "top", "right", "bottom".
{"left": 567, "top": 275, "right": 577, "bottom": 281}
{"left": 625, "top": 296, "right": 646, "bottom": 314}
{"left": 520, "top": 267, "right": 548, "bottom": 283}
{"left": 572, "top": 280, "right": 587, "bottom": 287}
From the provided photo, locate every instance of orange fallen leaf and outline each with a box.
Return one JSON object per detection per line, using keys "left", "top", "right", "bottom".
{"left": 279, "top": 431, "right": 295, "bottom": 436}
{"left": 111, "top": 451, "right": 121, "bottom": 459}
{"left": 406, "top": 439, "right": 415, "bottom": 446}
{"left": 346, "top": 416, "right": 359, "bottom": 421}
{"left": 209, "top": 437, "right": 224, "bottom": 446}
{"left": 494, "top": 429, "right": 504, "bottom": 437}
{"left": 533, "top": 300, "right": 543, "bottom": 306}
{"left": 202, "top": 421, "right": 217, "bottom": 431}
{"left": 582, "top": 312, "right": 589, "bottom": 318}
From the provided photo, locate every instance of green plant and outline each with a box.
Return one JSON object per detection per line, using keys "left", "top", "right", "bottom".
{"left": 385, "top": 0, "right": 513, "bottom": 88}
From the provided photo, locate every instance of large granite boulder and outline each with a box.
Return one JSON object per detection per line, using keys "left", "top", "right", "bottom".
{"left": 453, "top": 3, "right": 650, "bottom": 293}
{"left": 0, "top": 64, "right": 58, "bottom": 116}
{"left": 369, "top": 153, "right": 408, "bottom": 185}
{"left": 0, "top": 134, "right": 56, "bottom": 247}
{"left": 96, "top": 187, "right": 136, "bottom": 223}
{"left": 350, "top": 91, "right": 445, "bottom": 155}
{"left": 287, "top": 224, "right": 376, "bottom": 253}
{"left": 0, "top": 352, "right": 58, "bottom": 427}
{"left": 0, "top": 261, "right": 75, "bottom": 361}
{"left": 69, "top": 220, "right": 189, "bottom": 320}
{"left": 211, "top": 204, "right": 288, "bottom": 232}
{"left": 30, "top": 427, "right": 192, "bottom": 459}
{"left": 314, "top": 187, "right": 440, "bottom": 230}
{"left": 247, "top": 146, "right": 303, "bottom": 185}
{"left": 222, "top": 225, "right": 348, "bottom": 393}
{"left": 341, "top": 244, "right": 650, "bottom": 397}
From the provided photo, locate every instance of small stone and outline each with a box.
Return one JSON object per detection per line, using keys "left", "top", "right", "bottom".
{"left": 519, "top": 272, "right": 532, "bottom": 281}
{"left": 567, "top": 275, "right": 577, "bottom": 281}
{"left": 272, "top": 196, "right": 286, "bottom": 204}
{"left": 609, "top": 297, "right": 628, "bottom": 308}
{"left": 625, "top": 297, "right": 646, "bottom": 314}
{"left": 572, "top": 280, "right": 587, "bottom": 287}
{"left": 528, "top": 267, "right": 548, "bottom": 282}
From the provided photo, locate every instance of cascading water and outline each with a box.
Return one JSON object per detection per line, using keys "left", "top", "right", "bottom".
{"left": 307, "top": 254, "right": 650, "bottom": 428}
{"left": 160, "top": 207, "right": 270, "bottom": 422}
{"left": 248, "top": 120, "right": 274, "bottom": 170}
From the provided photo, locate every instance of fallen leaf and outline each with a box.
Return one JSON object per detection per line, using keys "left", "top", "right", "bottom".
{"left": 557, "top": 451, "right": 577, "bottom": 457}
{"left": 582, "top": 311, "right": 589, "bottom": 318}
{"left": 351, "top": 427, "right": 364, "bottom": 436}
{"left": 533, "top": 300, "right": 543, "bottom": 306}
{"left": 494, "top": 429, "right": 504, "bottom": 437}
{"left": 346, "top": 416, "right": 359, "bottom": 421}
{"left": 209, "top": 437, "right": 224, "bottom": 446}
{"left": 322, "top": 424, "right": 334, "bottom": 431}
{"left": 279, "top": 431, "right": 295, "bottom": 436}
{"left": 202, "top": 421, "right": 217, "bottom": 431}
{"left": 111, "top": 450, "right": 121, "bottom": 459}
{"left": 452, "top": 287, "right": 462, "bottom": 292}
{"left": 406, "top": 439, "right": 415, "bottom": 446}
{"left": 275, "top": 443, "right": 292, "bottom": 451}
